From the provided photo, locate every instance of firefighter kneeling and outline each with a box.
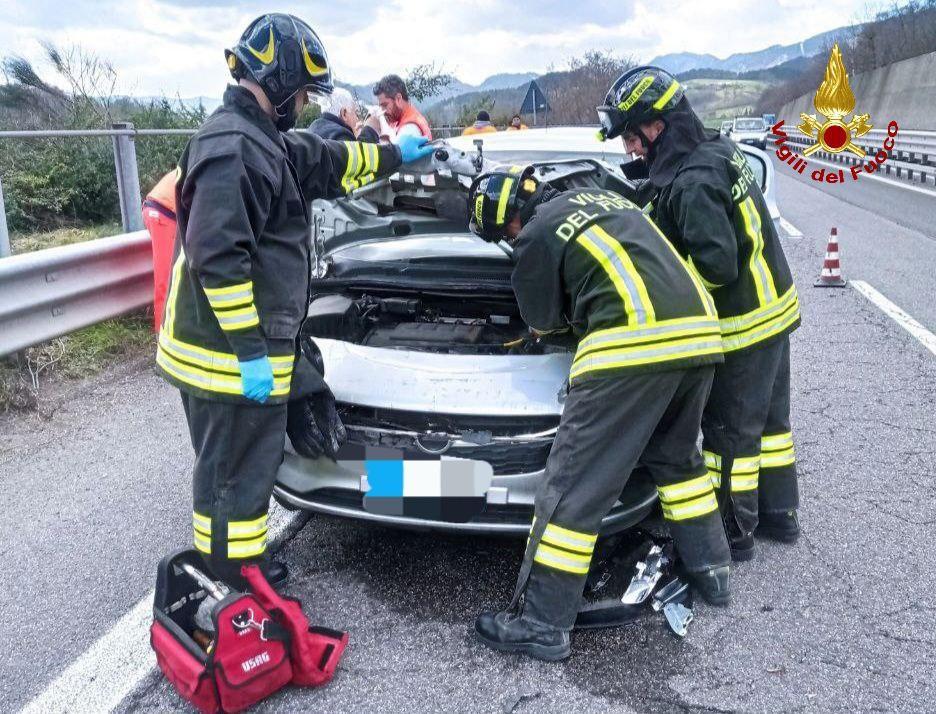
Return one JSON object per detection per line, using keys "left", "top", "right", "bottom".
{"left": 467, "top": 167, "right": 731, "bottom": 661}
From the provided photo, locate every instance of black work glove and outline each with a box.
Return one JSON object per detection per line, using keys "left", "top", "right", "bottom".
{"left": 286, "top": 390, "right": 346, "bottom": 460}
{"left": 286, "top": 335, "right": 347, "bottom": 460}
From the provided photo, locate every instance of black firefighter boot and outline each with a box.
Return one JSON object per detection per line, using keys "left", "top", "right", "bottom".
{"left": 474, "top": 611, "right": 571, "bottom": 662}
{"left": 687, "top": 566, "right": 731, "bottom": 606}
{"left": 756, "top": 510, "right": 801, "bottom": 543}
{"left": 724, "top": 503, "right": 756, "bottom": 562}
{"left": 262, "top": 560, "right": 290, "bottom": 588}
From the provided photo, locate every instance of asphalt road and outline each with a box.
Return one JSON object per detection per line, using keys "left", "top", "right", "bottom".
{"left": 3, "top": 168, "right": 935, "bottom": 713}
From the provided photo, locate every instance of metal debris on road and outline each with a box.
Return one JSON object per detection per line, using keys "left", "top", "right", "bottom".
{"left": 663, "top": 602, "right": 693, "bottom": 637}
{"left": 621, "top": 544, "right": 669, "bottom": 604}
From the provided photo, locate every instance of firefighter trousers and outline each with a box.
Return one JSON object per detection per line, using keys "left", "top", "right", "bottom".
{"left": 510, "top": 366, "right": 730, "bottom": 631}
{"left": 701, "top": 336, "right": 799, "bottom": 537}
{"left": 180, "top": 392, "right": 288, "bottom": 588}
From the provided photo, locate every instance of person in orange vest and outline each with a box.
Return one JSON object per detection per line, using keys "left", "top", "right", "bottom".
{"left": 142, "top": 169, "right": 178, "bottom": 332}
{"left": 462, "top": 110, "right": 498, "bottom": 136}
{"left": 368, "top": 74, "right": 432, "bottom": 141}
{"left": 506, "top": 114, "right": 529, "bottom": 131}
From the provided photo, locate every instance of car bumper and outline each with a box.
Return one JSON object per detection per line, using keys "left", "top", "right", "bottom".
{"left": 273, "top": 450, "right": 658, "bottom": 536}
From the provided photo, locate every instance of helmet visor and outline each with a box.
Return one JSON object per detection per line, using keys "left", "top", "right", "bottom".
{"left": 596, "top": 105, "right": 626, "bottom": 140}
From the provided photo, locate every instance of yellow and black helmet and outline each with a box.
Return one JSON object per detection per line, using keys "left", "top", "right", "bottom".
{"left": 467, "top": 165, "right": 538, "bottom": 242}
{"left": 596, "top": 66, "right": 683, "bottom": 141}
{"left": 225, "top": 13, "right": 333, "bottom": 109}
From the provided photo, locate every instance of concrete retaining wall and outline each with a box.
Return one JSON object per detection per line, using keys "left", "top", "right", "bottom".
{"left": 778, "top": 51, "right": 936, "bottom": 131}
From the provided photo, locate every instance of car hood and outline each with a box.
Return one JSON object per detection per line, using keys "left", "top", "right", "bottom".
{"left": 315, "top": 337, "right": 571, "bottom": 416}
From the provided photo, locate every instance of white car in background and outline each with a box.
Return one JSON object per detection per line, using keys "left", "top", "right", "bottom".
{"left": 731, "top": 116, "right": 769, "bottom": 150}
{"left": 273, "top": 127, "right": 779, "bottom": 535}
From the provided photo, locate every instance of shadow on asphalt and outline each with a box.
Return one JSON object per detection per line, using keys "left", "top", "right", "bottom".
{"left": 284, "top": 513, "right": 703, "bottom": 712}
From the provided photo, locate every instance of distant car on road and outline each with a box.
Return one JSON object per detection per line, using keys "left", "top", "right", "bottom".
{"left": 732, "top": 116, "right": 769, "bottom": 150}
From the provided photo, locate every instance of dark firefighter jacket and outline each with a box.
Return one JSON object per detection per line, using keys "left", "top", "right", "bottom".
{"left": 156, "top": 85, "right": 402, "bottom": 404}
{"left": 308, "top": 112, "right": 380, "bottom": 143}
{"left": 511, "top": 187, "right": 724, "bottom": 385}
{"left": 649, "top": 99, "right": 800, "bottom": 354}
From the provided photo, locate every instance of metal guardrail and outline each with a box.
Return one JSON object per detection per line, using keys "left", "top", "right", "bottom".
{"left": 782, "top": 127, "right": 936, "bottom": 187}
{"left": 0, "top": 231, "right": 153, "bottom": 357}
{"left": 0, "top": 124, "right": 198, "bottom": 254}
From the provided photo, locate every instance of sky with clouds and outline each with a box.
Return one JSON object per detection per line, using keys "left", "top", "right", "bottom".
{"left": 0, "top": 0, "right": 877, "bottom": 98}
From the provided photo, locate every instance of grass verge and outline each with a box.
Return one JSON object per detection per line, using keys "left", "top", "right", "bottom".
{"left": 10, "top": 221, "right": 123, "bottom": 254}
{"left": 0, "top": 311, "right": 154, "bottom": 413}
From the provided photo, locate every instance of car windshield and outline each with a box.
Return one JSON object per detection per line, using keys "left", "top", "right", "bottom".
{"left": 735, "top": 119, "right": 765, "bottom": 131}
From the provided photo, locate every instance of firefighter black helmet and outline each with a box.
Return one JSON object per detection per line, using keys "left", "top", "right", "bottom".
{"left": 467, "top": 165, "right": 538, "bottom": 242}
{"left": 596, "top": 66, "right": 683, "bottom": 141}
{"left": 225, "top": 13, "right": 334, "bottom": 111}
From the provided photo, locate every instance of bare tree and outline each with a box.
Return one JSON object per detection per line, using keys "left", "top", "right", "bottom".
{"left": 544, "top": 51, "right": 637, "bottom": 125}
{"left": 42, "top": 43, "right": 119, "bottom": 127}
{"left": 404, "top": 62, "right": 454, "bottom": 103}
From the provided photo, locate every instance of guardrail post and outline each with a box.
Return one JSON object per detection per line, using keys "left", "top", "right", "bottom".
{"left": 111, "top": 122, "right": 144, "bottom": 233}
{"left": 0, "top": 175, "right": 10, "bottom": 258}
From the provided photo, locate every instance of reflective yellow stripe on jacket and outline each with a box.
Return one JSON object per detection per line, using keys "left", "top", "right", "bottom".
{"left": 570, "top": 316, "right": 723, "bottom": 382}
{"left": 157, "top": 332, "right": 293, "bottom": 398}
{"left": 340, "top": 141, "right": 380, "bottom": 193}
{"left": 719, "top": 284, "right": 800, "bottom": 352}
{"left": 576, "top": 225, "right": 656, "bottom": 326}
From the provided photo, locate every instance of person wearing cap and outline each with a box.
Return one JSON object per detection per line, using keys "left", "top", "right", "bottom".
{"left": 466, "top": 165, "right": 731, "bottom": 661}
{"left": 597, "top": 67, "right": 802, "bottom": 562}
{"left": 462, "top": 110, "right": 498, "bottom": 136}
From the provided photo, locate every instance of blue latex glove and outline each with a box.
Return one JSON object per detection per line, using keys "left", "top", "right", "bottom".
{"left": 397, "top": 134, "right": 435, "bottom": 163}
{"left": 239, "top": 356, "right": 274, "bottom": 403}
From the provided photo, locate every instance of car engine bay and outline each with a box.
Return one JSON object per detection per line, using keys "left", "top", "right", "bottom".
{"left": 303, "top": 291, "right": 572, "bottom": 356}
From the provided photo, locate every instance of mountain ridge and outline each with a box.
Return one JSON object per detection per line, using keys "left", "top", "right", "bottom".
{"left": 649, "top": 25, "right": 861, "bottom": 74}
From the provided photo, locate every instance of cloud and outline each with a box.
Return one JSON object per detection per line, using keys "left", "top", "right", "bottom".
{"left": 0, "top": 0, "right": 873, "bottom": 99}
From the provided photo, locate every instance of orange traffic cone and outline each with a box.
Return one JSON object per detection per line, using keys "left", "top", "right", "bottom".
{"left": 814, "top": 227, "right": 847, "bottom": 287}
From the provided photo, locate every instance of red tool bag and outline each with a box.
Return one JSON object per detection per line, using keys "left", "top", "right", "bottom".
{"left": 241, "top": 563, "right": 348, "bottom": 687}
{"left": 150, "top": 550, "right": 348, "bottom": 713}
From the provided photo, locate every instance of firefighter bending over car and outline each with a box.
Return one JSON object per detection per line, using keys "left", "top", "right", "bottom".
{"left": 597, "top": 67, "right": 801, "bottom": 562}
{"left": 155, "top": 13, "right": 433, "bottom": 589}
{"left": 467, "top": 166, "right": 731, "bottom": 661}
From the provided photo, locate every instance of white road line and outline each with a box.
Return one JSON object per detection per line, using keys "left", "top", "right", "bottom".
{"left": 19, "top": 501, "right": 304, "bottom": 714}
{"left": 779, "top": 217, "right": 803, "bottom": 238}
{"left": 852, "top": 280, "right": 936, "bottom": 357}
{"left": 803, "top": 155, "right": 936, "bottom": 199}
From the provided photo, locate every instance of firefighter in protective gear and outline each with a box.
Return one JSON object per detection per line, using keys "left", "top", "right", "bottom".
{"left": 468, "top": 166, "right": 731, "bottom": 661}
{"left": 157, "top": 13, "right": 433, "bottom": 589}
{"left": 599, "top": 66, "right": 801, "bottom": 561}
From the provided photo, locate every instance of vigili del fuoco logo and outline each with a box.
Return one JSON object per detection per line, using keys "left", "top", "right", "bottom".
{"left": 771, "top": 43, "right": 899, "bottom": 185}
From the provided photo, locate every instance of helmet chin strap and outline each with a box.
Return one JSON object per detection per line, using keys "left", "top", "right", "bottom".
{"left": 273, "top": 94, "right": 299, "bottom": 132}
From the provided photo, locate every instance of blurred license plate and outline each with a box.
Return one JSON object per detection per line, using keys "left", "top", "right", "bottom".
{"left": 335, "top": 443, "right": 494, "bottom": 522}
